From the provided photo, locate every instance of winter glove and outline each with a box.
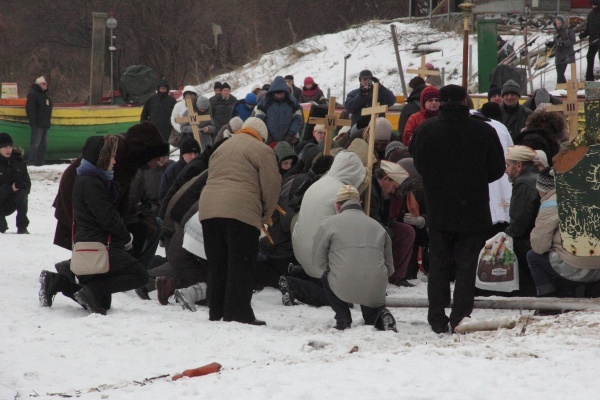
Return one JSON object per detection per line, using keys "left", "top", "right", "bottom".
{"left": 371, "top": 77, "right": 379, "bottom": 84}
{"left": 579, "top": 32, "right": 586, "bottom": 40}
{"left": 124, "top": 233, "right": 134, "bottom": 251}
{"left": 556, "top": 38, "right": 564, "bottom": 47}
{"left": 403, "top": 213, "right": 426, "bottom": 229}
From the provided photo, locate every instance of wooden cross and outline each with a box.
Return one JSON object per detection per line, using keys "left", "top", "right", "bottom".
{"left": 308, "top": 96, "right": 351, "bottom": 155}
{"left": 406, "top": 55, "right": 440, "bottom": 79}
{"left": 174, "top": 97, "right": 212, "bottom": 151}
{"left": 546, "top": 63, "right": 584, "bottom": 142}
{"left": 360, "top": 83, "right": 388, "bottom": 217}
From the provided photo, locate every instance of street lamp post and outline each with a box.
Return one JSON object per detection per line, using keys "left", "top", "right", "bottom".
{"left": 458, "top": 2, "right": 475, "bottom": 89}
{"left": 106, "top": 16, "right": 117, "bottom": 105}
{"left": 343, "top": 54, "right": 351, "bottom": 105}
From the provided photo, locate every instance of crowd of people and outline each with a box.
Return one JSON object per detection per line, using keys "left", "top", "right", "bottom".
{"left": 0, "top": 60, "right": 597, "bottom": 334}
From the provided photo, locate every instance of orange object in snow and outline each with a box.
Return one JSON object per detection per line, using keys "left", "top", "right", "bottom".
{"left": 172, "top": 362, "right": 222, "bottom": 381}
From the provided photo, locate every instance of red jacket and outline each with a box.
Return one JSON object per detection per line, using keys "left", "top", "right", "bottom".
{"left": 401, "top": 85, "right": 439, "bottom": 146}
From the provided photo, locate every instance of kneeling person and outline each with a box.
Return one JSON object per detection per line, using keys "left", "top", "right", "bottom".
{"left": 313, "top": 185, "right": 397, "bottom": 331}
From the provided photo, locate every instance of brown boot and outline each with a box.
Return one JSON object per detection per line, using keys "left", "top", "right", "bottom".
{"left": 156, "top": 276, "right": 176, "bottom": 305}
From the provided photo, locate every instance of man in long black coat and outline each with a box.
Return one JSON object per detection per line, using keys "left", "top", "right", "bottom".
{"left": 140, "top": 79, "right": 177, "bottom": 142}
{"left": 411, "top": 85, "right": 505, "bottom": 334}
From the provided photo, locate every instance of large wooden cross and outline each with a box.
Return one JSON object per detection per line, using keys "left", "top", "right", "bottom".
{"left": 174, "top": 97, "right": 212, "bottom": 151}
{"left": 360, "top": 83, "right": 388, "bottom": 217}
{"left": 546, "top": 63, "right": 584, "bottom": 142}
{"left": 406, "top": 55, "right": 440, "bottom": 79}
{"left": 308, "top": 97, "right": 351, "bottom": 155}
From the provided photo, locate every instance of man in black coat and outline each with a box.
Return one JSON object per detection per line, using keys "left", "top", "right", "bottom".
{"left": 0, "top": 133, "right": 31, "bottom": 234}
{"left": 580, "top": 0, "right": 600, "bottom": 81}
{"left": 411, "top": 84, "right": 505, "bottom": 334}
{"left": 398, "top": 76, "right": 426, "bottom": 135}
{"left": 25, "top": 76, "right": 53, "bottom": 166}
{"left": 345, "top": 69, "right": 396, "bottom": 127}
{"left": 140, "top": 79, "right": 177, "bottom": 142}
{"left": 209, "top": 82, "right": 237, "bottom": 132}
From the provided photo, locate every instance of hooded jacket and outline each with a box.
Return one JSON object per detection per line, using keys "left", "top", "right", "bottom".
{"left": 313, "top": 199, "right": 394, "bottom": 308}
{"left": 255, "top": 76, "right": 303, "bottom": 143}
{"left": 292, "top": 151, "right": 366, "bottom": 277}
{"left": 0, "top": 148, "right": 31, "bottom": 205}
{"left": 552, "top": 15, "right": 576, "bottom": 65}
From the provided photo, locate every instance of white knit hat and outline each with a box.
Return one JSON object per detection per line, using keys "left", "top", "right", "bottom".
{"left": 242, "top": 117, "right": 268, "bottom": 142}
{"left": 229, "top": 116, "right": 243, "bottom": 133}
{"left": 35, "top": 76, "right": 46, "bottom": 84}
{"left": 182, "top": 85, "right": 198, "bottom": 95}
{"left": 374, "top": 117, "right": 392, "bottom": 141}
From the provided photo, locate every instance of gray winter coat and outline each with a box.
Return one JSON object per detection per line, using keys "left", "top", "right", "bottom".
{"left": 552, "top": 15, "right": 576, "bottom": 65}
{"left": 312, "top": 200, "right": 393, "bottom": 308}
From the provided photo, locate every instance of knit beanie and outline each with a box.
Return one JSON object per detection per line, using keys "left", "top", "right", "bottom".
{"left": 439, "top": 84, "right": 467, "bottom": 103}
{"left": 501, "top": 79, "right": 521, "bottom": 97}
{"left": 222, "top": 82, "right": 231, "bottom": 90}
{"left": 408, "top": 76, "right": 425, "bottom": 90}
{"left": 0, "top": 132, "right": 13, "bottom": 148}
{"left": 359, "top": 69, "right": 373, "bottom": 80}
{"left": 82, "top": 135, "right": 118, "bottom": 170}
{"left": 425, "top": 63, "right": 434, "bottom": 70}
{"left": 420, "top": 85, "right": 440, "bottom": 108}
{"left": 304, "top": 77, "right": 315, "bottom": 86}
{"left": 35, "top": 76, "right": 46, "bottom": 85}
{"left": 242, "top": 117, "right": 268, "bottom": 142}
{"left": 180, "top": 138, "right": 201, "bottom": 155}
{"left": 487, "top": 84, "right": 501, "bottom": 101}
{"left": 374, "top": 117, "right": 392, "bottom": 141}
{"left": 284, "top": 75, "right": 294, "bottom": 81}
{"left": 244, "top": 93, "right": 257, "bottom": 105}
{"left": 196, "top": 96, "right": 210, "bottom": 110}
{"left": 229, "top": 116, "right": 243, "bottom": 133}
{"left": 385, "top": 141, "right": 407, "bottom": 159}
{"left": 536, "top": 167, "right": 555, "bottom": 192}
{"left": 213, "top": 82, "right": 222, "bottom": 90}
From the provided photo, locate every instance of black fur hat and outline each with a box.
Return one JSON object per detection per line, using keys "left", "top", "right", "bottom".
{"left": 440, "top": 84, "right": 467, "bottom": 103}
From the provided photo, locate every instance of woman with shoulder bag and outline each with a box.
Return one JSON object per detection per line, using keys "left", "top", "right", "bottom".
{"left": 39, "top": 135, "right": 148, "bottom": 315}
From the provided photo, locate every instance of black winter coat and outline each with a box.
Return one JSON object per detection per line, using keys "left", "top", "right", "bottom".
{"left": 141, "top": 92, "right": 176, "bottom": 141}
{"left": 0, "top": 148, "right": 30, "bottom": 204}
{"left": 26, "top": 84, "right": 53, "bottom": 128}
{"left": 345, "top": 84, "right": 396, "bottom": 127}
{"left": 505, "top": 164, "right": 540, "bottom": 243}
{"left": 411, "top": 104, "right": 505, "bottom": 233}
{"left": 398, "top": 83, "right": 425, "bottom": 134}
{"left": 501, "top": 103, "right": 533, "bottom": 140}
{"left": 210, "top": 94, "right": 238, "bottom": 131}
{"left": 581, "top": 7, "right": 600, "bottom": 45}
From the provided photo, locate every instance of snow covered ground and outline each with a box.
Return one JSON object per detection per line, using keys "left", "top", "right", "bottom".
{"left": 2, "top": 167, "right": 600, "bottom": 399}
{"left": 3, "top": 20, "right": 600, "bottom": 400}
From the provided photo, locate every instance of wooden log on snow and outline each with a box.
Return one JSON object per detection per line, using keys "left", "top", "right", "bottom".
{"left": 454, "top": 316, "right": 518, "bottom": 333}
{"left": 385, "top": 296, "right": 600, "bottom": 311}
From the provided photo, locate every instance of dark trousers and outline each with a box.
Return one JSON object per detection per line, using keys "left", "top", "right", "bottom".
{"left": 513, "top": 237, "right": 537, "bottom": 296}
{"left": 0, "top": 189, "right": 29, "bottom": 230}
{"left": 321, "top": 271, "right": 386, "bottom": 327}
{"left": 556, "top": 63, "right": 568, "bottom": 84}
{"left": 286, "top": 275, "right": 329, "bottom": 307}
{"left": 201, "top": 218, "right": 259, "bottom": 323}
{"left": 388, "top": 221, "right": 416, "bottom": 284}
{"left": 256, "top": 253, "right": 295, "bottom": 289}
{"left": 586, "top": 43, "right": 600, "bottom": 81}
{"left": 28, "top": 126, "right": 48, "bottom": 166}
{"left": 526, "top": 250, "right": 586, "bottom": 297}
{"left": 427, "top": 229, "right": 485, "bottom": 329}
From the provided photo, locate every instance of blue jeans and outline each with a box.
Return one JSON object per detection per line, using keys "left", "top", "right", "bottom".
{"left": 526, "top": 250, "right": 585, "bottom": 297}
{"left": 28, "top": 126, "right": 49, "bottom": 166}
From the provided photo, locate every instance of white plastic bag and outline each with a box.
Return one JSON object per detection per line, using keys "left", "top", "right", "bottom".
{"left": 475, "top": 232, "right": 519, "bottom": 292}
{"left": 182, "top": 211, "right": 206, "bottom": 260}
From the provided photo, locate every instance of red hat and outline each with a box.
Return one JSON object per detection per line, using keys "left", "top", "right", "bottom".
{"left": 420, "top": 85, "right": 440, "bottom": 108}
{"left": 304, "top": 77, "right": 315, "bottom": 86}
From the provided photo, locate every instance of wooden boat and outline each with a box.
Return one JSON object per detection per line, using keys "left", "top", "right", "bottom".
{"left": 0, "top": 100, "right": 141, "bottom": 160}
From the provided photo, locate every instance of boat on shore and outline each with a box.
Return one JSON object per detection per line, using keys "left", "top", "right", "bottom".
{"left": 0, "top": 100, "right": 141, "bottom": 161}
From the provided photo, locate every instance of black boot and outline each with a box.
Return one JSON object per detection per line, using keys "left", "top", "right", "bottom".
{"left": 74, "top": 287, "right": 107, "bottom": 315}
{"left": 39, "top": 270, "right": 61, "bottom": 307}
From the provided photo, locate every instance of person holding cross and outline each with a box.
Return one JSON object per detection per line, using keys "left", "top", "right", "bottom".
{"left": 170, "top": 85, "right": 199, "bottom": 146}
{"left": 345, "top": 69, "right": 396, "bottom": 128}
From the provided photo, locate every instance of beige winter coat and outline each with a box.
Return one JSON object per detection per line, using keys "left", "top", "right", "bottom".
{"left": 199, "top": 131, "right": 281, "bottom": 231}
{"left": 312, "top": 200, "right": 394, "bottom": 308}
{"left": 530, "top": 190, "right": 600, "bottom": 269}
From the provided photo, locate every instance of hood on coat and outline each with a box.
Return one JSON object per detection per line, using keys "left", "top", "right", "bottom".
{"left": 267, "top": 76, "right": 291, "bottom": 95}
{"left": 274, "top": 141, "right": 298, "bottom": 163}
{"left": 553, "top": 15, "right": 567, "bottom": 30}
{"left": 327, "top": 150, "right": 366, "bottom": 188}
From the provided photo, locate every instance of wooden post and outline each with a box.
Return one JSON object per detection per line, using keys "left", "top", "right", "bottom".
{"left": 360, "top": 83, "right": 388, "bottom": 216}
{"left": 89, "top": 12, "right": 107, "bottom": 105}
{"left": 308, "top": 97, "right": 351, "bottom": 155}
{"left": 174, "top": 97, "right": 212, "bottom": 151}
{"left": 458, "top": 2, "right": 475, "bottom": 89}
{"left": 390, "top": 25, "right": 408, "bottom": 98}
{"left": 386, "top": 296, "right": 600, "bottom": 311}
{"left": 546, "top": 64, "right": 584, "bottom": 142}
{"left": 407, "top": 55, "right": 441, "bottom": 80}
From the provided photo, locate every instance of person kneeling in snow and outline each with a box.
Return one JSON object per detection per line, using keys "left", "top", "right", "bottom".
{"left": 313, "top": 185, "right": 397, "bottom": 332}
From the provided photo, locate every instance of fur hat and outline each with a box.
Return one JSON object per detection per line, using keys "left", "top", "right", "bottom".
{"left": 222, "top": 82, "right": 231, "bottom": 90}
{"left": 506, "top": 145, "right": 537, "bottom": 162}
{"left": 213, "top": 82, "right": 222, "bottom": 90}
{"left": 439, "top": 84, "right": 467, "bottom": 103}
{"left": 242, "top": 117, "right": 268, "bottom": 142}
{"left": 380, "top": 160, "right": 409, "bottom": 185}
{"left": 244, "top": 93, "right": 257, "bottom": 105}
{"left": 82, "top": 135, "right": 118, "bottom": 170}
{"left": 359, "top": 69, "right": 373, "bottom": 80}
{"left": 336, "top": 184, "right": 360, "bottom": 203}
{"left": 124, "top": 122, "right": 170, "bottom": 167}
{"left": 0, "top": 132, "right": 13, "bottom": 148}
{"left": 229, "top": 116, "right": 243, "bottom": 133}
{"left": 196, "top": 96, "right": 210, "bottom": 110}
{"left": 501, "top": 79, "right": 521, "bottom": 97}
{"left": 534, "top": 150, "right": 549, "bottom": 168}
{"left": 304, "top": 76, "right": 315, "bottom": 86}
{"left": 408, "top": 76, "right": 425, "bottom": 90}
{"left": 536, "top": 167, "right": 555, "bottom": 192}
{"left": 385, "top": 141, "right": 407, "bottom": 159}
{"left": 481, "top": 102, "right": 502, "bottom": 122}
{"left": 180, "top": 138, "right": 200, "bottom": 155}
{"left": 35, "top": 76, "right": 46, "bottom": 85}
{"left": 487, "top": 84, "right": 501, "bottom": 101}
